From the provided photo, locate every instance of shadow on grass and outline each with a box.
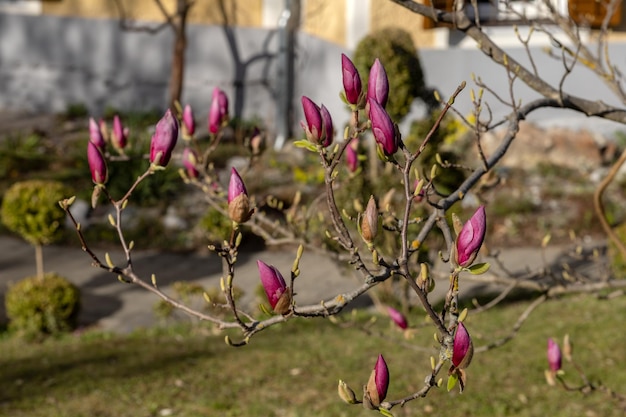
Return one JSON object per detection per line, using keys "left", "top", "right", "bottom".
{"left": 0, "top": 329, "right": 221, "bottom": 405}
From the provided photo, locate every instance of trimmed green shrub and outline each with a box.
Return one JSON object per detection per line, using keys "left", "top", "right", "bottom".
{"left": 1, "top": 179, "right": 69, "bottom": 246}
{"left": 199, "top": 207, "right": 235, "bottom": 243}
{"left": 353, "top": 27, "right": 427, "bottom": 122}
{"left": 405, "top": 113, "right": 468, "bottom": 195}
{"left": 5, "top": 273, "right": 80, "bottom": 338}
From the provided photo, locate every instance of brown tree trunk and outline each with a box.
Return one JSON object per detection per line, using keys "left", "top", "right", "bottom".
{"left": 168, "top": 0, "right": 190, "bottom": 110}
{"left": 35, "top": 243, "right": 44, "bottom": 281}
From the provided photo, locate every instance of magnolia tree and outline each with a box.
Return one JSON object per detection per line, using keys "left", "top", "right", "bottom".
{"left": 59, "top": 1, "right": 626, "bottom": 413}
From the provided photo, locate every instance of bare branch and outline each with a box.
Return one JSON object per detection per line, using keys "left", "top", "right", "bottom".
{"left": 390, "top": 0, "right": 626, "bottom": 123}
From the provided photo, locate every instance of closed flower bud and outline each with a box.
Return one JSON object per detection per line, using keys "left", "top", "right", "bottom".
{"left": 257, "top": 260, "right": 291, "bottom": 314}
{"left": 338, "top": 380, "right": 358, "bottom": 404}
{"left": 341, "top": 53, "right": 362, "bottom": 106}
{"left": 149, "top": 109, "right": 179, "bottom": 167}
{"left": 361, "top": 196, "right": 378, "bottom": 244}
{"left": 345, "top": 139, "right": 359, "bottom": 173}
{"left": 182, "top": 104, "right": 196, "bottom": 139}
{"left": 454, "top": 206, "right": 487, "bottom": 268}
{"left": 249, "top": 126, "right": 265, "bottom": 155}
{"left": 547, "top": 338, "right": 562, "bottom": 372}
{"left": 369, "top": 99, "right": 398, "bottom": 156}
{"left": 563, "top": 334, "right": 573, "bottom": 362}
{"left": 386, "top": 306, "right": 408, "bottom": 330}
{"left": 89, "top": 117, "right": 106, "bottom": 151}
{"left": 452, "top": 322, "right": 473, "bottom": 369}
{"left": 111, "top": 114, "right": 128, "bottom": 150}
{"left": 300, "top": 96, "right": 323, "bottom": 144}
{"left": 227, "top": 167, "right": 252, "bottom": 223}
{"left": 87, "top": 140, "right": 107, "bottom": 185}
{"left": 367, "top": 58, "right": 389, "bottom": 109}
{"left": 208, "top": 87, "right": 229, "bottom": 134}
{"left": 365, "top": 354, "right": 389, "bottom": 408}
{"left": 319, "top": 104, "right": 334, "bottom": 147}
{"left": 99, "top": 119, "right": 110, "bottom": 144}
{"left": 182, "top": 147, "right": 199, "bottom": 179}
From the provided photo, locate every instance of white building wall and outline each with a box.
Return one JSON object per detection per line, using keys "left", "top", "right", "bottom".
{"left": 0, "top": 13, "right": 625, "bottom": 137}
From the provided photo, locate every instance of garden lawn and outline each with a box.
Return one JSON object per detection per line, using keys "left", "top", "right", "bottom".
{"left": 1, "top": 294, "right": 625, "bottom": 417}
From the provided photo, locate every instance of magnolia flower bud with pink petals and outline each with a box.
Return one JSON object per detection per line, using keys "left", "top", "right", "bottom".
{"left": 111, "top": 114, "right": 128, "bottom": 150}
{"left": 345, "top": 139, "right": 359, "bottom": 173}
{"left": 454, "top": 206, "right": 487, "bottom": 268}
{"left": 341, "top": 53, "right": 362, "bottom": 106}
{"left": 208, "top": 87, "right": 229, "bottom": 134}
{"left": 452, "top": 322, "right": 473, "bottom": 369}
{"left": 300, "top": 96, "right": 323, "bottom": 144}
{"left": 227, "top": 167, "right": 252, "bottom": 223}
{"left": 182, "top": 147, "right": 199, "bottom": 179}
{"left": 367, "top": 58, "right": 389, "bottom": 109}
{"left": 182, "top": 104, "right": 196, "bottom": 139}
{"left": 300, "top": 96, "right": 333, "bottom": 147}
{"left": 319, "top": 104, "right": 334, "bottom": 147}
{"left": 150, "top": 109, "right": 179, "bottom": 167}
{"left": 387, "top": 306, "right": 408, "bottom": 330}
{"left": 365, "top": 354, "right": 389, "bottom": 408}
{"left": 89, "top": 117, "right": 106, "bottom": 151}
{"left": 547, "top": 338, "right": 562, "bottom": 372}
{"left": 257, "top": 260, "right": 291, "bottom": 314}
{"left": 87, "top": 140, "right": 107, "bottom": 185}
{"left": 369, "top": 99, "right": 398, "bottom": 156}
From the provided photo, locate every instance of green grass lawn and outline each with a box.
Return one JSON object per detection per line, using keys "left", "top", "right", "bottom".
{"left": 2, "top": 294, "right": 625, "bottom": 417}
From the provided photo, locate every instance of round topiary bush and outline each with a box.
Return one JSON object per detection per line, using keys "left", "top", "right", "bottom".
{"left": 1, "top": 179, "right": 69, "bottom": 246}
{"left": 5, "top": 273, "right": 81, "bottom": 338}
{"left": 353, "top": 27, "right": 427, "bottom": 122}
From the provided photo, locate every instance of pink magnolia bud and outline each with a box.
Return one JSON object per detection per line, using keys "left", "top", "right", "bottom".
{"left": 341, "top": 53, "right": 362, "bottom": 105}
{"left": 386, "top": 306, "right": 408, "bottom": 330}
{"left": 319, "top": 104, "right": 334, "bottom": 147}
{"left": 111, "top": 114, "right": 128, "bottom": 150}
{"left": 89, "top": 117, "right": 106, "bottom": 151}
{"left": 208, "top": 87, "right": 229, "bottom": 134}
{"left": 367, "top": 58, "right": 389, "bottom": 108}
{"left": 452, "top": 322, "right": 473, "bottom": 369}
{"left": 182, "top": 147, "right": 199, "bottom": 179}
{"left": 345, "top": 139, "right": 358, "bottom": 172}
{"left": 149, "top": 109, "right": 179, "bottom": 167}
{"left": 369, "top": 99, "right": 398, "bottom": 156}
{"left": 300, "top": 96, "right": 323, "bottom": 144}
{"left": 257, "top": 260, "right": 291, "bottom": 314}
{"left": 87, "top": 140, "right": 107, "bottom": 185}
{"left": 227, "top": 167, "right": 252, "bottom": 223}
{"left": 365, "top": 354, "right": 389, "bottom": 408}
{"left": 182, "top": 104, "right": 195, "bottom": 138}
{"left": 454, "top": 206, "right": 487, "bottom": 268}
{"left": 547, "top": 338, "right": 562, "bottom": 372}
{"left": 227, "top": 167, "right": 247, "bottom": 203}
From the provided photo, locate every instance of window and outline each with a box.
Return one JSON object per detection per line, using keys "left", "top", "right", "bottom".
{"left": 467, "top": 0, "right": 569, "bottom": 23}
{"left": 423, "top": 0, "right": 622, "bottom": 28}
{"left": 0, "top": 0, "right": 42, "bottom": 15}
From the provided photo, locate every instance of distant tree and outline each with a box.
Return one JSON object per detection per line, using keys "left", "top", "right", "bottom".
{"left": 114, "top": 0, "right": 193, "bottom": 110}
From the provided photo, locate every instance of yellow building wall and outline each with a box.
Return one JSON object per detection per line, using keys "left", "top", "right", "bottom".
{"left": 41, "top": 0, "right": 433, "bottom": 47}
{"left": 42, "top": 0, "right": 262, "bottom": 26}
{"left": 301, "top": 0, "right": 346, "bottom": 45}
{"left": 369, "top": 0, "right": 435, "bottom": 48}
